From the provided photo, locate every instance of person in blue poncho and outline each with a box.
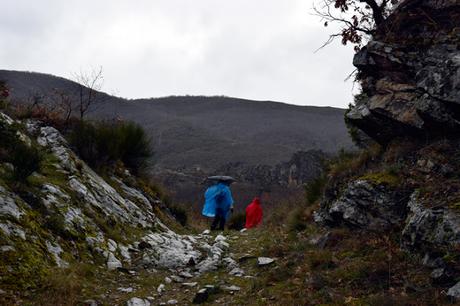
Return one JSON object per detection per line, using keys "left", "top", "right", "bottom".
{"left": 202, "top": 176, "right": 235, "bottom": 231}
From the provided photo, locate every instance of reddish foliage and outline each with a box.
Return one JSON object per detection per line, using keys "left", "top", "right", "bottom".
{"left": 318, "top": 0, "right": 399, "bottom": 50}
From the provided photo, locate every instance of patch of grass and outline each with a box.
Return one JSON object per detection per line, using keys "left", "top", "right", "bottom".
{"left": 287, "top": 207, "right": 311, "bottom": 233}
{"left": 227, "top": 211, "right": 246, "bottom": 230}
{"left": 328, "top": 144, "right": 382, "bottom": 179}
{"left": 359, "top": 170, "right": 401, "bottom": 187}
{"left": 168, "top": 205, "right": 188, "bottom": 226}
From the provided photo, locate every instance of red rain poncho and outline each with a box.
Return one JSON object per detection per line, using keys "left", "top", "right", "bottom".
{"left": 245, "top": 197, "right": 263, "bottom": 229}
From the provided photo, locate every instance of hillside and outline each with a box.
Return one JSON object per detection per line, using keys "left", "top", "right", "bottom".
{"left": 0, "top": 70, "right": 353, "bottom": 172}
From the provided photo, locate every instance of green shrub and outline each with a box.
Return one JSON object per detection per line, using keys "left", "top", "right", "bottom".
{"left": 0, "top": 122, "right": 41, "bottom": 181}
{"left": 10, "top": 143, "right": 41, "bottom": 181}
{"left": 68, "top": 120, "right": 152, "bottom": 173}
{"left": 305, "top": 175, "right": 327, "bottom": 205}
{"left": 227, "top": 211, "right": 246, "bottom": 230}
{"left": 0, "top": 81, "right": 9, "bottom": 110}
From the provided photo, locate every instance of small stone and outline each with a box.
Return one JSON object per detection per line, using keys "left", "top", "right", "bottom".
{"left": 179, "top": 271, "right": 193, "bottom": 278}
{"left": 126, "top": 297, "right": 151, "bottom": 306}
{"left": 83, "top": 299, "right": 98, "bottom": 306}
{"left": 240, "top": 228, "right": 247, "bottom": 233}
{"left": 221, "top": 285, "right": 240, "bottom": 291}
{"left": 229, "top": 268, "right": 244, "bottom": 276}
{"left": 164, "top": 277, "right": 172, "bottom": 284}
{"left": 257, "top": 257, "right": 275, "bottom": 266}
{"left": 107, "top": 239, "right": 118, "bottom": 252}
{"left": 107, "top": 253, "right": 122, "bottom": 270}
{"left": 118, "top": 287, "right": 134, "bottom": 293}
{"left": 447, "top": 281, "right": 460, "bottom": 301}
{"left": 215, "top": 235, "right": 226, "bottom": 242}
{"left": 170, "top": 275, "right": 184, "bottom": 283}
{"left": 157, "top": 284, "right": 166, "bottom": 294}
{"left": 167, "top": 300, "right": 178, "bottom": 305}
{"left": 238, "top": 254, "right": 256, "bottom": 262}
{"left": 193, "top": 288, "right": 209, "bottom": 304}
{"left": 204, "top": 285, "right": 219, "bottom": 294}
{"left": 182, "top": 282, "right": 198, "bottom": 287}
{"left": 0, "top": 246, "right": 15, "bottom": 252}
{"left": 202, "top": 230, "right": 211, "bottom": 235}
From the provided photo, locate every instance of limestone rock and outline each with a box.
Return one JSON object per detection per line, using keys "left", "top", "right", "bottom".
{"left": 402, "top": 192, "right": 460, "bottom": 252}
{"left": 447, "top": 281, "right": 460, "bottom": 301}
{"left": 258, "top": 257, "right": 275, "bottom": 266}
{"left": 126, "top": 297, "right": 151, "bottom": 306}
{"left": 346, "top": 0, "right": 460, "bottom": 143}
{"left": 221, "top": 285, "right": 241, "bottom": 291}
{"left": 107, "top": 253, "right": 122, "bottom": 270}
{"left": 315, "top": 180, "right": 408, "bottom": 231}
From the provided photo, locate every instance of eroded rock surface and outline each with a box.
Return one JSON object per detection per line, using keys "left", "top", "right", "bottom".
{"left": 314, "top": 180, "right": 408, "bottom": 231}
{"left": 347, "top": 0, "right": 460, "bottom": 143}
{"left": 0, "top": 112, "right": 243, "bottom": 289}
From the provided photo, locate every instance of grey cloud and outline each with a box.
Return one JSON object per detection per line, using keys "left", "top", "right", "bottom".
{"left": 0, "top": 0, "right": 356, "bottom": 107}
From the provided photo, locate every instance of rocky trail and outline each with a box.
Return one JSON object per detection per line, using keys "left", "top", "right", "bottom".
{"left": 80, "top": 229, "right": 278, "bottom": 306}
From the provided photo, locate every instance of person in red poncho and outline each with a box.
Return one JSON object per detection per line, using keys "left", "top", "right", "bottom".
{"left": 245, "top": 197, "right": 263, "bottom": 229}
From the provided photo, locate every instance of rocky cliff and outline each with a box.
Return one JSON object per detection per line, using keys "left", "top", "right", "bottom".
{"left": 316, "top": 0, "right": 460, "bottom": 301}
{"left": 0, "top": 112, "right": 242, "bottom": 303}
{"left": 348, "top": 0, "right": 460, "bottom": 143}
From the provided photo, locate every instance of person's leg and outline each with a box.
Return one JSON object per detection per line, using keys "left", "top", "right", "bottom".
{"left": 218, "top": 215, "right": 226, "bottom": 231}
{"left": 218, "top": 209, "right": 226, "bottom": 231}
{"left": 211, "top": 214, "right": 220, "bottom": 230}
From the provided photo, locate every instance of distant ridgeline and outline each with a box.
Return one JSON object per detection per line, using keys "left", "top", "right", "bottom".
{"left": 0, "top": 69, "right": 353, "bottom": 203}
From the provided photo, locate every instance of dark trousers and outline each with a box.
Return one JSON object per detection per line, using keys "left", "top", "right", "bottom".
{"left": 211, "top": 207, "right": 226, "bottom": 231}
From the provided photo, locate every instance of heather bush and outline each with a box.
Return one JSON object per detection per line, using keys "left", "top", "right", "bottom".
{"left": 0, "top": 122, "right": 41, "bottom": 181}
{"left": 68, "top": 120, "right": 152, "bottom": 173}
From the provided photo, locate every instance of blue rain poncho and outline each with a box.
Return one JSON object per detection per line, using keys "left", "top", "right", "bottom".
{"left": 202, "top": 182, "right": 234, "bottom": 219}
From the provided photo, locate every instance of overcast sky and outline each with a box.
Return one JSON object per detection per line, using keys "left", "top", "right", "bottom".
{"left": 0, "top": 0, "right": 357, "bottom": 107}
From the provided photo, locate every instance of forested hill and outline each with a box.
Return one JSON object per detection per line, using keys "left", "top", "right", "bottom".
{"left": 0, "top": 70, "right": 353, "bottom": 171}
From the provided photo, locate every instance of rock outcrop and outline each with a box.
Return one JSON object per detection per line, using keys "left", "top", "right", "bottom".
{"left": 0, "top": 112, "right": 242, "bottom": 292}
{"left": 347, "top": 0, "right": 460, "bottom": 143}
{"left": 316, "top": 0, "right": 460, "bottom": 299}
{"left": 314, "top": 180, "right": 409, "bottom": 231}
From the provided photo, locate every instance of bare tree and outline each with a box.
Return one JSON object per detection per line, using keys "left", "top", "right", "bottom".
{"left": 314, "top": 0, "right": 399, "bottom": 51}
{"left": 72, "top": 66, "right": 104, "bottom": 120}
{"left": 51, "top": 88, "right": 73, "bottom": 124}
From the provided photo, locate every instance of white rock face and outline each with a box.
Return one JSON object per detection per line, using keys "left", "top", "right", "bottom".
{"left": 126, "top": 297, "right": 151, "bottom": 306}
{"left": 0, "top": 114, "right": 243, "bottom": 282}
{"left": 0, "top": 221, "right": 26, "bottom": 240}
{"left": 107, "top": 252, "right": 122, "bottom": 270}
{"left": 107, "top": 239, "right": 118, "bottom": 252}
{"left": 215, "top": 235, "right": 226, "bottom": 242}
{"left": 46, "top": 241, "right": 69, "bottom": 268}
{"left": 0, "top": 186, "right": 24, "bottom": 220}
{"left": 141, "top": 230, "right": 201, "bottom": 269}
